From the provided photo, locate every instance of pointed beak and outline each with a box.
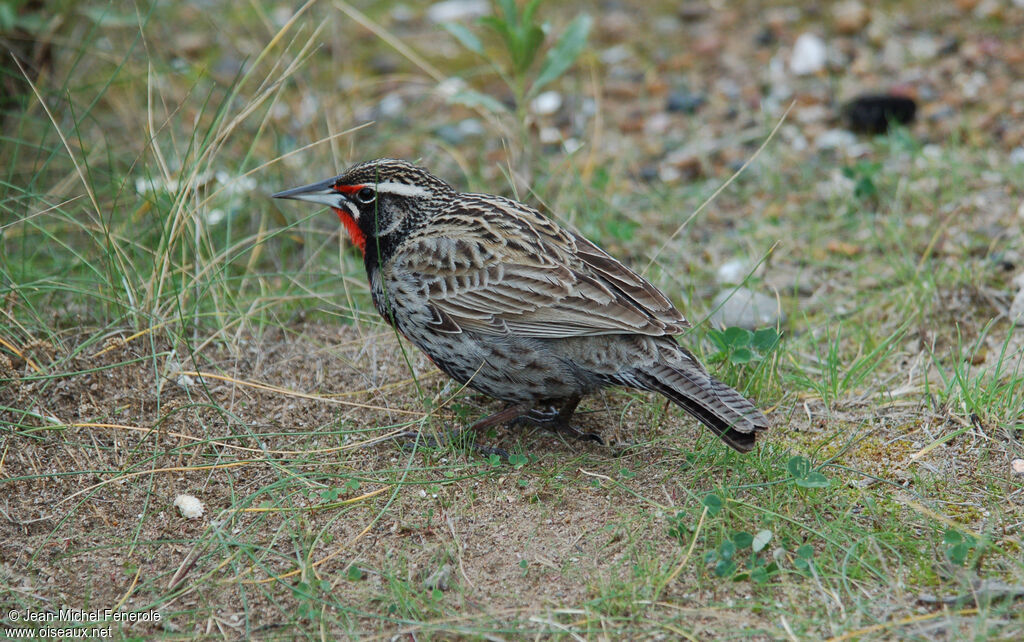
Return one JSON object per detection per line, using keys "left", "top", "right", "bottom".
{"left": 272, "top": 176, "right": 347, "bottom": 208}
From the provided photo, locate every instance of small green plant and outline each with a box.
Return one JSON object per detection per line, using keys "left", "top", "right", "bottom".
{"left": 792, "top": 544, "right": 816, "bottom": 574}
{"left": 786, "top": 455, "right": 830, "bottom": 489}
{"left": 702, "top": 493, "right": 723, "bottom": 516}
{"left": 666, "top": 511, "right": 690, "bottom": 541}
{"left": 0, "top": 0, "right": 45, "bottom": 32}
{"left": 670, "top": 493, "right": 780, "bottom": 585}
{"left": 943, "top": 529, "right": 978, "bottom": 567}
{"left": 446, "top": 0, "right": 590, "bottom": 105}
{"left": 703, "top": 529, "right": 778, "bottom": 584}
{"left": 320, "top": 487, "right": 340, "bottom": 502}
{"left": 705, "top": 325, "right": 782, "bottom": 399}
{"left": 707, "top": 327, "right": 781, "bottom": 366}
{"left": 842, "top": 160, "right": 882, "bottom": 203}
{"left": 444, "top": 0, "right": 591, "bottom": 148}
{"left": 293, "top": 579, "right": 332, "bottom": 620}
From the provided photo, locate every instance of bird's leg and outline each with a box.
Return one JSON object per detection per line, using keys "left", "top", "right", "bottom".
{"left": 515, "top": 395, "right": 604, "bottom": 445}
{"left": 398, "top": 398, "right": 601, "bottom": 456}
{"left": 467, "top": 403, "right": 534, "bottom": 433}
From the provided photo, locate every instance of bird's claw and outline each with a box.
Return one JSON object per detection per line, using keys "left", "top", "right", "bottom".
{"left": 512, "top": 407, "right": 605, "bottom": 445}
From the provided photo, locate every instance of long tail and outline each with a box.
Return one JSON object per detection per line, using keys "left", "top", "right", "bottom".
{"left": 621, "top": 344, "right": 769, "bottom": 452}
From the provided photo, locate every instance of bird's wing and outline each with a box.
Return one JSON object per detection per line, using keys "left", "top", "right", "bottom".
{"left": 388, "top": 194, "right": 689, "bottom": 338}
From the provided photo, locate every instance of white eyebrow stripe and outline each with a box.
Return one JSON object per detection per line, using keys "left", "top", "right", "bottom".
{"left": 374, "top": 182, "right": 430, "bottom": 198}
{"left": 343, "top": 201, "right": 360, "bottom": 220}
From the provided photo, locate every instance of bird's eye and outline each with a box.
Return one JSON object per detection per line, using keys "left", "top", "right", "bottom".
{"left": 355, "top": 187, "right": 376, "bottom": 204}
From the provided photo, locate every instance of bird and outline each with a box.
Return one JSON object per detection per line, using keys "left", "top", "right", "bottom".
{"left": 273, "top": 158, "right": 768, "bottom": 451}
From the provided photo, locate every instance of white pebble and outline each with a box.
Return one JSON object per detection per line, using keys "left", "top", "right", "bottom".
{"left": 530, "top": 91, "right": 562, "bottom": 116}
{"left": 716, "top": 259, "right": 750, "bottom": 285}
{"left": 790, "top": 33, "right": 827, "bottom": 75}
{"left": 426, "top": 0, "right": 489, "bottom": 24}
{"left": 174, "top": 494, "right": 205, "bottom": 519}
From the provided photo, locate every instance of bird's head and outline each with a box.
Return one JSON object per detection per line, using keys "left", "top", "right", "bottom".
{"left": 272, "top": 158, "right": 454, "bottom": 256}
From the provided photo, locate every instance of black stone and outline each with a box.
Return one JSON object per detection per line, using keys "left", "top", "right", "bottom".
{"left": 667, "top": 89, "right": 705, "bottom": 114}
{"left": 843, "top": 94, "right": 917, "bottom": 134}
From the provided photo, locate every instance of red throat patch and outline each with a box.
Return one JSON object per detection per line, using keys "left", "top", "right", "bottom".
{"left": 331, "top": 184, "right": 367, "bottom": 255}
{"left": 333, "top": 208, "right": 366, "bottom": 255}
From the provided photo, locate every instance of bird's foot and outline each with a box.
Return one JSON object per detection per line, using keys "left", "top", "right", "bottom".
{"left": 512, "top": 407, "right": 604, "bottom": 445}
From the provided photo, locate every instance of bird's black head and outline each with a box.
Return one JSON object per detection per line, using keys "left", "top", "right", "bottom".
{"left": 272, "top": 158, "right": 455, "bottom": 258}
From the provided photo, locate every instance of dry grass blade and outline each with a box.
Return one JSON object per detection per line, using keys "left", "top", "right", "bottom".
{"left": 66, "top": 422, "right": 412, "bottom": 455}
{"left": 824, "top": 608, "right": 981, "bottom": 642}
{"left": 0, "top": 335, "right": 43, "bottom": 374}
{"left": 661, "top": 505, "right": 708, "bottom": 589}
{"left": 179, "top": 371, "right": 428, "bottom": 415}
{"left": 58, "top": 461, "right": 258, "bottom": 506}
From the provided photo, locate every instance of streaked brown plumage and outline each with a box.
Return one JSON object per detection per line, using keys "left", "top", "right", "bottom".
{"left": 273, "top": 159, "right": 768, "bottom": 451}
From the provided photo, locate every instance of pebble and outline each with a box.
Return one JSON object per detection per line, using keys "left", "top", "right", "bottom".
{"left": 599, "top": 11, "right": 633, "bottom": 39}
{"left": 370, "top": 54, "right": 399, "bottom": 75}
{"left": 678, "top": 2, "right": 711, "bottom": 21}
{"left": 423, "top": 564, "right": 452, "bottom": 591}
{"left": 660, "top": 148, "right": 703, "bottom": 181}
{"left": 881, "top": 40, "right": 906, "bottom": 71}
{"left": 378, "top": 93, "right": 404, "bottom": 119}
{"left": 435, "top": 118, "right": 486, "bottom": 145}
{"left": 434, "top": 124, "right": 464, "bottom": 145}
{"left": 563, "top": 137, "right": 583, "bottom": 154}
{"left": 426, "top": 0, "right": 489, "bottom": 23}
{"left": 530, "top": 90, "right": 562, "bottom": 116}
{"left": 755, "top": 26, "right": 776, "bottom": 47}
{"left": 974, "top": 0, "right": 1002, "bottom": 18}
{"left": 815, "top": 129, "right": 858, "bottom": 151}
{"left": 790, "top": 33, "right": 827, "bottom": 75}
{"left": 390, "top": 5, "right": 415, "bottom": 22}
{"left": 667, "top": 89, "right": 705, "bottom": 114}
{"left": 833, "top": 1, "right": 869, "bottom": 34}
{"left": 908, "top": 34, "right": 941, "bottom": 61}
{"left": 794, "top": 104, "right": 830, "bottom": 124}
{"left": 958, "top": 71, "right": 989, "bottom": 100}
{"left": 174, "top": 494, "right": 204, "bottom": 519}
{"left": 458, "top": 118, "right": 484, "bottom": 136}
{"left": 843, "top": 94, "right": 917, "bottom": 134}
{"left": 539, "top": 126, "right": 562, "bottom": 144}
{"left": 708, "top": 287, "right": 784, "bottom": 330}
{"left": 644, "top": 112, "right": 671, "bottom": 136}
{"left": 716, "top": 259, "right": 752, "bottom": 285}
{"left": 600, "top": 44, "right": 632, "bottom": 65}
{"left": 1011, "top": 286, "right": 1024, "bottom": 326}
